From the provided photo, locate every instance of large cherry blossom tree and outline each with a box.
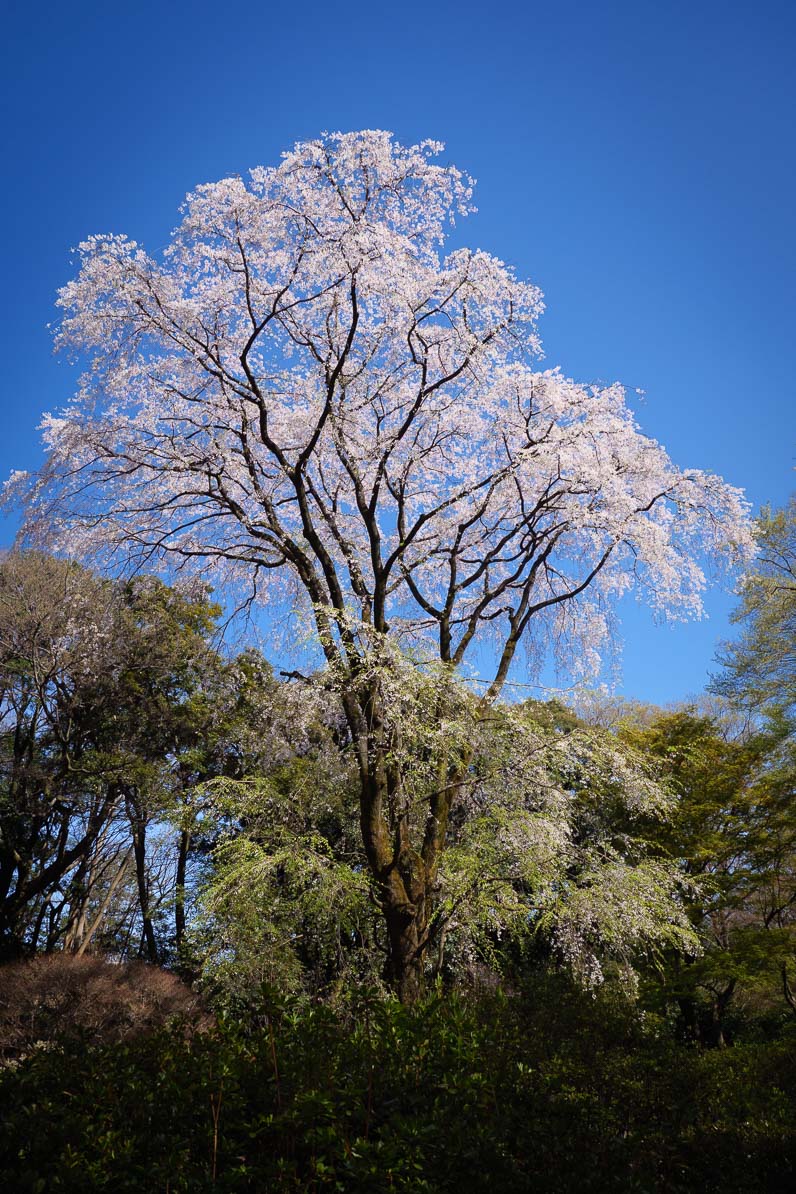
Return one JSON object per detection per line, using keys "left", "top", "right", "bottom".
{"left": 13, "top": 131, "right": 753, "bottom": 998}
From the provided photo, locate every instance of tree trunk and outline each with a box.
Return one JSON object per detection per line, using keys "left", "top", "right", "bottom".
{"left": 128, "top": 794, "right": 158, "bottom": 964}
{"left": 701, "top": 980, "right": 736, "bottom": 1048}
{"left": 781, "top": 963, "right": 796, "bottom": 1016}
{"left": 384, "top": 895, "right": 427, "bottom": 1003}
{"left": 62, "top": 855, "right": 92, "bottom": 952}
{"left": 677, "top": 996, "right": 699, "bottom": 1044}
{"left": 76, "top": 847, "right": 133, "bottom": 957}
{"left": 345, "top": 678, "right": 468, "bottom": 1003}
{"left": 175, "top": 828, "right": 191, "bottom": 970}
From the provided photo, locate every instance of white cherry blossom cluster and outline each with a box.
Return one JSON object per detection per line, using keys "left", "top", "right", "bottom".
{"left": 12, "top": 129, "right": 754, "bottom": 691}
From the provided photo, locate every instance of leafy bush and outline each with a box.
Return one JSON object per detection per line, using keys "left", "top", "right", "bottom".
{"left": 1, "top": 978, "right": 793, "bottom": 1192}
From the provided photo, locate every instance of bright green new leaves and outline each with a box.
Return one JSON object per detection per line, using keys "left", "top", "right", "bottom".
{"left": 195, "top": 673, "right": 697, "bottom": 1002}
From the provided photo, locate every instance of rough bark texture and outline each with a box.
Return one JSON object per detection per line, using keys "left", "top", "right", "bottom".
{"left": 348, "top": 679, "right": 466, "bottom": 1001}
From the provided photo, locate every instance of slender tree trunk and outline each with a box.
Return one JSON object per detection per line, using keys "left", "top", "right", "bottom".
{"left": 702, "top": 980, "right": 736, "bottom": 1048}
{"left": 783, "top": 963, "right": 796, "bottom": 1016}
{"left": 76, "top": 847, "right": 133, "bottom": 957}
{"left": 128, "top": 794, "right": 158, "bottom": 963}
{"left": 62, "top": 856, "right": 92, "bottom": 952}
{"left": 175, "top": 828, "right": 191, "bottom": 966}
{"left": 677, "top": 996, "right": 699, "bottom": 1044}
{"left": 29, "top": 899, "right": 49, "bottom": 956}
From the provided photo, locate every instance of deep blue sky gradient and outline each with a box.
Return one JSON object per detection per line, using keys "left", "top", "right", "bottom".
{"left": 1, "top": 0, "right": 793, "bottom": 703}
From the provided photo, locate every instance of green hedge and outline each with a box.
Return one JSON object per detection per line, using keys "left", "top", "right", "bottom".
{"left": 1, "top": 983, "right": 794, "bottom": 1192}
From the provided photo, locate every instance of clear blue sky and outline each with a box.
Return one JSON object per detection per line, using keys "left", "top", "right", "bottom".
{"left": 1, "top": 0, "right": 793, "bottom": 704}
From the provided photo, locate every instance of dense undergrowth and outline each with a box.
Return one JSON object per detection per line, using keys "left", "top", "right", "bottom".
{"left": 2, "top": 977, "right": 794, "bottom": 1193}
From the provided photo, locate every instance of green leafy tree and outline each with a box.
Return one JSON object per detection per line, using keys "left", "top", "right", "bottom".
{"left": 713, "top": 497, "right": 796, "bottom": 718}
{"left": 620, "top": 709, "right": 796, "bottom": 1043}
{"left": 196, "top": 679, "right": 696, "bottom": 1005}
{"left": 0, "top": 553, "right": 238, "bottom": 963}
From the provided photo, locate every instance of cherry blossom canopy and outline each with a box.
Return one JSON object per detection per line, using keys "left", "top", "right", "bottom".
{"left": 16, "top": 130, "right": 753, "bottom": 687}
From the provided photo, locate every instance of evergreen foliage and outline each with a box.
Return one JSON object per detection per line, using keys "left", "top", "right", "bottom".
{"left": 1, "top": 982, "right": 793, "bottom": 1192}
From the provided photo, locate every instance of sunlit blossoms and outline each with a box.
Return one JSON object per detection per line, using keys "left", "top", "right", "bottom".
{"left": 16, "top": 130, "right": 752, "bottom": 684}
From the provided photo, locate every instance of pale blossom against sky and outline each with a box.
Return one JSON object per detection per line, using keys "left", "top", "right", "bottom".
{"left": 0, "top": 0, "right": 793, "bottom": 702}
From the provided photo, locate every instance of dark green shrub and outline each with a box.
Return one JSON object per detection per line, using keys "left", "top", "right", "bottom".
{"left": 1, "top": 979, "right": 793, "bottom": 1192}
